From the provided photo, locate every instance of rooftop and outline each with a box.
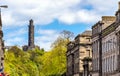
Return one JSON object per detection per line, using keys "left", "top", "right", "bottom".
{"left": 81, "top": 30, "right": 92, "bottom": 36}
{"left": 75, "top": 30, "right": 92, "bottom": 39}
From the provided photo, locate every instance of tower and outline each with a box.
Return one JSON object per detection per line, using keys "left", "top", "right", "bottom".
{"left": 23, "top": 19, "right": 40, "bottom": 51}
{"left": 28, "top": 19, "right": 35, "bottom": 49}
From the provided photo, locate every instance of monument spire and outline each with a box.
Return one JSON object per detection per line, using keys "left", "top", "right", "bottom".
{"left": 23, "top": 19, "right": 40, "bottom": 51}
{"left": 28, "top": 19, "right": 35, "bottom": 49}
{"left": 29, "top": 19, "right": 33, "bottom": 25}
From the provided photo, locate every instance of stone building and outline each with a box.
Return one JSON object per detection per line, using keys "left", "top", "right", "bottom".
{"left": 92, "top": 16, "right": 116, "bottom": 76}
{"left": 92, "top": 2, "right": 120, "bottom": 76}
{"left": 66, "top": 30, "right": 92, "bottom": 76}
{"left": 0, "top": 10, "right": 5, "bottom": 73}
{"left": 23, "top": 19, "right": 40, "bottom": 51}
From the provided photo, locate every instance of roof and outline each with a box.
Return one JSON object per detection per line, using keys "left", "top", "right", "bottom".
{"left": 81, "top": 30, "right": 92, "bottom": 36}
{"left": 75, "top": 30, "right": 92, "bottom": 39}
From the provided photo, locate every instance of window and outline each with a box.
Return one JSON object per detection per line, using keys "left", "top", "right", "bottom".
{"left": 1, "top": 57, "right": 4, "bottom": 60}
{"left": 105, "top": 58, "right": 106, "bottom": 72}
{"left": 113, "top": 56, "right": 115, "bottom": 71}
{"left": 1, "top": 63, "right": 3, "bottom": 66}
{"left": 108, "top": 57, "right": 110, "bottom": 72}
{"left": 111, "top": 56, "right": 113, "bottom": 71}
{"left": 86, "top": 37, "right": 91, "bottom": 42}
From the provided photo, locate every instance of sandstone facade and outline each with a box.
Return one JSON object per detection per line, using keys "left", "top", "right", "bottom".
{"left": 66, "top": 31, "right": 92, "bottom": 76}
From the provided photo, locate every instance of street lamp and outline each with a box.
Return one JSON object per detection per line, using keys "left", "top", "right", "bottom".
{"left": 0, "top": 5, "right": 8, "bottom": 14}
{"left": 0, "top": 5, "right": 8, "bottom": 8}
{"left": 0, "top": 5, "right": 8, "bottom": 26}
{"left": 0, "top": 5, "right": 8, "bottom": 74}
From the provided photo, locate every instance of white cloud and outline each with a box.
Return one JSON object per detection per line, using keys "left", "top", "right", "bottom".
{"left": 58, "top": 12, "right": 76, "bottom": 24}
{"left": 38, "top": 29, "right": 58, "bottom": 35}
{"left": 5, "top": 37, "right": 25, "bottom": 46}
{"left": 2, "top": 0, "right": 120, "bottom": 51}
{"left": 4, "top": 28, "right": 27, "bottom": 38}
{"left": 0, "top": 0, "right": 82, "bottom": 26}
{"left": 0, "top": 0, "right": 120, "bottom": 26}
{"left": 35, "top": 29, "right": 59, "bottom": 51}
{"left": 76, "top": 10, "right": 100, "bottom": 23}
{"left": 4, "top": 26, "right": 59, "bottom": 51}
{"left": 86, "top": 0, "right": 118, "bottom": 12}
{"left": 4, "top": 27, "right": 28, "bottom": 47}
{"left": 58, "top": 10, "right": 100, "bottom": 24}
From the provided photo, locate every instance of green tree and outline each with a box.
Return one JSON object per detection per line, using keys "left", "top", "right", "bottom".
{"left": 41, "top": 30, "right": 74, "bottom": 76}
{"left": 4, "top": 30, "right": 73, "bottom": 76}
{"left": 4, "top": 46, "right": 44, "bottom": 76}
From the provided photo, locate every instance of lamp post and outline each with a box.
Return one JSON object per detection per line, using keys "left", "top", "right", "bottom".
{"left": 0, "top": 5, "right": 8, "bottom": 26}
{"left": 0, "top": 5, "right": 8, "bottom": 74}
{"left": 0, "top": 5, "right": 8, "bottom": 15}
{"left": 0, "top": 5, "right": 8, "bottom": 8}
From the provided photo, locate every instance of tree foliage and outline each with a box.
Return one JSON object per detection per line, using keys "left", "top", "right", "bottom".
{"left": 4, "top": 46, "right": 44, "bottom": 76}
{"left": 4, "top": 30, "right": 74, "bottom": 76}
{"left": 40, "top": 30, "right": 73, "bottom": 76}
{"left": 60, "top": 30, "right": 74, "bottom": 40}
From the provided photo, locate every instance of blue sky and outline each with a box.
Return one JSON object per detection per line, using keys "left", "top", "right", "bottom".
{"left": 0, "top": 0, "right": 120, "bottom": 51}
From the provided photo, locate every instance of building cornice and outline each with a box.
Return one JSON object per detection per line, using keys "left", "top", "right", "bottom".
{"left": 101, "top": 22, "right": 116, "bottom": 37}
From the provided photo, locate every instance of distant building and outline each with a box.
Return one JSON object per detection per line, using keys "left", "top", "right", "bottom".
{"left": 92, "top": 2, "right": 120, "bottom": 76}
{"left": 5, "top": 46, "right": 13, "bottom": 51}
{"left": 22, "top": 45, "right": 28, "bottom": 51}
{"left": 23, "top": 19, "right": 40, "bottom": 51}
{"left": 66, "top": 30, "right": 92, "bottom": 76}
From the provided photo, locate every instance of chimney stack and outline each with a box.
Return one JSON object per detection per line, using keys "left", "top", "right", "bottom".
{"left": 115, "top": 2, "right": 120, "bottom": 22}
{"left": 119, "top": 2, "right": 120, "bottom": 10}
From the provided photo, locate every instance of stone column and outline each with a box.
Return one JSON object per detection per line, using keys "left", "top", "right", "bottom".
{"left": 116, "top": 32, "right": 120, "bottom": 72}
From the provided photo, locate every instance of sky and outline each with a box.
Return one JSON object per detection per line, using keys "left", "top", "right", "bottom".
{"left": 0, "top": 0, "right": 120, "bottom": 51}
